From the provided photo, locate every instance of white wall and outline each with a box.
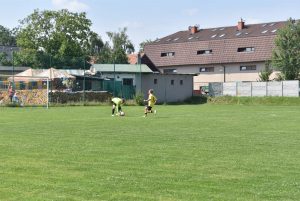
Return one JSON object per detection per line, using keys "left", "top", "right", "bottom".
{"left": 159, "top": 62, "right": 280, "bottom": 90}
{"left": 141, "top": 74, "right": 193, "bottom": 103}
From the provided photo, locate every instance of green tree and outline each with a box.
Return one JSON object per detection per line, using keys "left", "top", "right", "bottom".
{"left": 15, "top": 9, "right": 96, "bottom": 68}
{"left": 258, "top": 60, "right": 273, "bottom": 81}
{"left": 0, "top": 25, "right": 16, "bottom": 46}
{"left": 272, "top": 18, "right": 300, "bottom": 80}
{"left": 139, "top": 39, "right": 153, "bottom": 53}
{"left": 97, "top": 27, "right": 134, "bottom": 64}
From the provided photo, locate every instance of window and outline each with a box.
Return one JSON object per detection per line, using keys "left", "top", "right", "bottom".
{"left": 237, "top": 47, "right": 255, "bottom": 53}
{"left": 188, "top": 36, "right": 194, "bottom": 40}
{"left": 219, "top": 34, "right": 225, "bottom": 38}
{"left": 171, "top": 80, "right": 174, "bottom": 85}
{"left": 200, "top": 67, "right": 214, "bottom": 72}
{"left": 163, "top": 69, "right": 177, "bottom": 74}
{"left": 269, "top": 23, "right": 275, "bottom": 26}
{"left": 161, "top": 52, "right": 175, "bottom": 57}
{"left": 236, "top": 32, "right": 242, "bottom": 36}
{"left": 219, "top": 28, "right": 225, "bottom": 30}
{"left": 271, "top": 29, "right": 277, "bottom": 33}
{"left": 240, "top": 65, "right": 256, "bottom": 71}
{"left": 180, "top": 80, "right": 183, "bottom": 85}
{"left": 211, "top": 34, "right": 217, "bottom": 38}
{"left": 154, "top": 78, "right": 158, "bottom": 84}
{"left": 166, "top": 38, "right": 172, "bottom": 42}
{"left": 197, "top": 49, "right": 212, "bottom": 55}
{"left": 123, "top": 78, "right": 133, "bottom": 86}
{"left": 173, "top": 37, "right": 180, "bottom": 41}
{"left": 261, "top": 30, "right": 268, "bottom": 34}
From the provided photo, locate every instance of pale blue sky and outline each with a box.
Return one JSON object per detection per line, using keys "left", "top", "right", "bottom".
{"left": 0, "top": 0, "right": 300, "bottom": 51}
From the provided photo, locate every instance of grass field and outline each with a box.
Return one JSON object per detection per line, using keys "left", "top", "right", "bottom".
{"left": 0, "top": 105, "right": 300, "bottom": 201}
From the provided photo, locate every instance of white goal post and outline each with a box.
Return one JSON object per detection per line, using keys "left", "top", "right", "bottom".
{"left": 0, "top": 74, "right": 49, "bottom": 108}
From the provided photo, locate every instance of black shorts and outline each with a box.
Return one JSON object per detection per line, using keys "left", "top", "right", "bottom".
{"left": 146, "top": 106, "right": 152, "bottom": 111}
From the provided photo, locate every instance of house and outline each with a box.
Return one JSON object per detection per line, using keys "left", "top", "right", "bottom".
{"left": 91, "top": 64, "right": 194, "bottom": 102}
{"left": 142, "top": 19, "right": 287, "bottom": 92}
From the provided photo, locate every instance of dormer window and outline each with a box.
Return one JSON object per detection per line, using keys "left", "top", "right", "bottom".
{"left": 197, "top": 50, "right": 212, "bottom": 55}
{"left": 161, "top": 52, "right": 175, "bottom": 57}
{"left": 237, "top": 47, "right": 255, "bottom": 53}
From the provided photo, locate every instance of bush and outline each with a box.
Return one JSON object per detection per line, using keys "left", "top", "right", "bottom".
{"left": 134, "top": 92, "right": 145, "bottom": 106}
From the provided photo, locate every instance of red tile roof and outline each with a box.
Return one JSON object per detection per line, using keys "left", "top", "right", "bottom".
{"left": 143, "top": 21, "right": 287, "bottom": 67}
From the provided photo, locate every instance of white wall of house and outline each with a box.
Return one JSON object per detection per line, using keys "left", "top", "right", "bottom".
{"left": 159, "top": 62, "right": 280, "bottom": 90}
{"left": 141, "top": 74, "right": 193, "bottom": 103}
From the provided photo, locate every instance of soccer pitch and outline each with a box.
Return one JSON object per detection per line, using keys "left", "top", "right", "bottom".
{"left": 0, "top": 105, "right": 299, "bottom": 201}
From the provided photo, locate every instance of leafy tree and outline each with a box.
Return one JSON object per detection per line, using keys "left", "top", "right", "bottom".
{"left": 258, "top": 60, "right": 273, "bottom": 81}
{"left": 139, "top": 39, "right": 153, "bottom": 53}
{"left": 272, "top": 18, "right": 300, "bottom": 80}
{"left": 0, "top": 52, "right": 12, "bottom": 66}
{"left": 0, "top": 25, "right": 16, "bottom": 46}
{"left": 97, "top": 27, "right": 135, "bottom": 64}
{"left": 15, "top": 9, "right": 96, "bottom": 69}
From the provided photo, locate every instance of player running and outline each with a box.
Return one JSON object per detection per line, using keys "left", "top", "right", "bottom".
{"left": 111, "top": 97, "right": 125, "bottom": 116}
{"left": 143, "top": 89, "right": 157, "bottom": 117}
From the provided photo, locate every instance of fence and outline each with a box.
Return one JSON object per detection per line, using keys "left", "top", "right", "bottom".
{"left": 209, "top": 81, "right": 300, "bottom": 97}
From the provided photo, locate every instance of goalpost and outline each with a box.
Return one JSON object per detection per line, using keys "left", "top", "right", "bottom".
{"left": 0, "top": 74, "right": 49, "bottom": 108}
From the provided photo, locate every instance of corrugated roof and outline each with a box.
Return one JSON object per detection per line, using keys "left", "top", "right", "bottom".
{"left": 92, "top": 64, "right": 153, "bottom": 73}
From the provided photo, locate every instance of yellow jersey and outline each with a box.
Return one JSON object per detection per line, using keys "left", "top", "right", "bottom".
{"left": 148, "top": 94, "right": 157, "bottom": 107}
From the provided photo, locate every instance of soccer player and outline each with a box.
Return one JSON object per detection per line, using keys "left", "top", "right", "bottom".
{"left": 111, "top": 97, "right": 125, "bottom": 116}
{"left": 144, "top": 89, "right": 157, "bottom": 117}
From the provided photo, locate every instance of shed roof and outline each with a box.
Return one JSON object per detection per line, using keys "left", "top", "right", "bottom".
{"left": 92, "top": 64, "right": 153, "bottom": 73}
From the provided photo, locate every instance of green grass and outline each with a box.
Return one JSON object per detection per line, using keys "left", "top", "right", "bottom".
{"left": 0, "top": 105, "right": 300, "bottom": 201}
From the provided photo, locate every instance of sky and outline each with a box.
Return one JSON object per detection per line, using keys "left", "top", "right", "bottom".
{"left": 0, "top": 0, "right": 300, "bottom": 51}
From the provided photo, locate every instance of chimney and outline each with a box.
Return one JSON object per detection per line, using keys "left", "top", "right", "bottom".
{"left": 189, "top": 25, "right": 199, "bottom": 34}
{"left": 237, "top": 18, "right": 245, "bottom": 30}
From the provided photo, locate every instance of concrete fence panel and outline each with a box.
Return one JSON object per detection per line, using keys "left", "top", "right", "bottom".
{"left": 223, "top": 82, "right": 237, "bottom": 96}
{"left": 283, "top": 81, "right": 299, "bottom": 97}
{"left": 237, "top": 82, "right": 252, "bottom": 97}
{"left": 267, "top": 82, "right": 283, "bottom": 96}
{"left": 252, "top": 82, "right": 267, "bottom": 97}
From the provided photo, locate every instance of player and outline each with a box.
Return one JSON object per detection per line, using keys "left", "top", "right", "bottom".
{"left": 143, "top": 89, "right": 157, "bottom": 117}
{"left": 111, "top": 97, "right": 125, "bottom": 116}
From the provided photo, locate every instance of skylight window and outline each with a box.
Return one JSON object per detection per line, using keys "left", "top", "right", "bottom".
{"left": 238, "top": 47, "right": 255, "bottom": 53}
{"left": 212, "top": 28, "right": 217, "bottom": 31}
{"left": 271, "top": 29, "right": 277, "bottom": 33}
{"left": 262, "top": 24, "right": 267, "bottom": 27}
{"left": 166, "top": 38, "right": 172, "bottom": 42}
{"left": 219, "top": 34, "right": 225, "bottom": 38}
{"left": 269, "top": 23, "right": 275, "bottom": 26}
{"left": 173, "top": 38, "right": 180, "bottom": 41}
{"left": 261, "top": 30, "right": 268, "bottom": 34}
{"left": 188, "top": 36, "right": 194, "bottom": 40}
{"left": 236, "top": 32, "right": 241, "bottom": 36}
{"left": 161, "top": 52, "right": 175, "bottom": 57}
{"left": 197, "top": 50, "right": 213, "bottom": 55}
{"left": 211, "top": 34, "right": 217, "bottom": 38}
{"left": 219, "top": 28, "right": 225, "bottom": 30}
{"left": 244, "top": 32, "right": 249, "bottom": 35}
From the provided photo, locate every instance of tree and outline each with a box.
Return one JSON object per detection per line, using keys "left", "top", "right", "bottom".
{"left": 0, "top": 25, "right": 16, "bottom": 46}
{"left": 15, "top": 9, "right": 96, "bottom": 69}
{"left": 272, "top": 18, "right": 300, "bottom": 80}
{"left": 97, "top": 27, "right": 134, "bottom": 64}
{"left": 258, "top": 60, "right": 273, "bottom": 81}
{"left": 139, "top": 39, "right": 153, "bottom": 53}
